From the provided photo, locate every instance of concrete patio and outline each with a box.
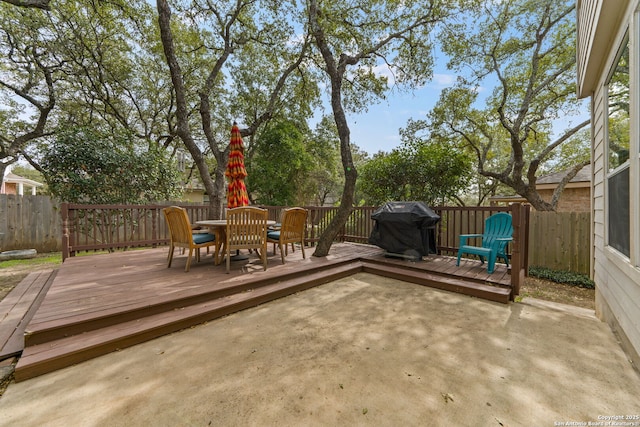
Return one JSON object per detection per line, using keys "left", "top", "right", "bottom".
{"left": 0, "top": 272, "right": 638, "bottom": 426}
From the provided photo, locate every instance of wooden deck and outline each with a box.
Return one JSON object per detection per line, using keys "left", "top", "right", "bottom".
{"left": 5, "top": 243, "right": 512, "bottom": 381}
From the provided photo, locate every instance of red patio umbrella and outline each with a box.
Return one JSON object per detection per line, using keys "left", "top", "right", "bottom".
{"left": 225, "top": 122, "right": 249, "bottom": 208}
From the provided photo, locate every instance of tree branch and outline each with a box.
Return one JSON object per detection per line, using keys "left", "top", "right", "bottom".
{"left": 1, "top": 0, "right": 50, "bottom": 10}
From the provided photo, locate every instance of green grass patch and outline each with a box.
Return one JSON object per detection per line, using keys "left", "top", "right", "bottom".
{"left": 0, "top": 249, "right": 145, "bottom": 270}
{"left": 528, "top": 266, "right": 595, "bottom": 289}
{"left": 0, "top": 252, "right": 62, "bottom": 269}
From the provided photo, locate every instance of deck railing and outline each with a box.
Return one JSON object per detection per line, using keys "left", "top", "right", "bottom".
{"left": 60, "top": 203, "right": 381, "bottom": 260}
{"left": 61, "top": 202, "right": 529, "bottom": 293}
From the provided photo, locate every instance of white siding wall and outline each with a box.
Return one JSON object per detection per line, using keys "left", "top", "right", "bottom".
{"left": 586, "top": 2, "right": 640, "bottom": 370}
{"left": 577, "top": 0, "right": 629, "bottom": 97}
{"left": 577, "top": 0, "right": 601, "bottom": 90}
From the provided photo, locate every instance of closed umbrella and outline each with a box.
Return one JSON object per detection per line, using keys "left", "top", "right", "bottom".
{"left": 225, "top": 122, "right": 249, "bottom": 208}
{"left": 225, "top": 122, "right": 250, "bottom": 260}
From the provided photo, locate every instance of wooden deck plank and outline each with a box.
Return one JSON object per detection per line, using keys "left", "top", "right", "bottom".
{"left": 22, "top": 262, "right": 363, "bottom": 359}
{"left": 364, "top": 253, "right": 511, "bottom": 286}
{"left": 0, "top": 270, "right": 56, "bottom": 359}
{"left": 361, "top": 261, "right": 511, "bottom": 303}
{"left": 0, "top": 271, "right": 52, "bottom": 344}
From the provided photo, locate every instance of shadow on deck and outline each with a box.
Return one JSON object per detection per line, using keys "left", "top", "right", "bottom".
{"left": 2, "top": 243, "right": 512, "bottom": 381}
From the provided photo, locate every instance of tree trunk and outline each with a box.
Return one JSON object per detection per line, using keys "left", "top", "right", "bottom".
{"left": 0, "top": 163, "right": 8, "bottom": 189}
{"left": 209, "top": 163, "right": 227, "bottom": 219}
{"left": 158, "top": 0, "right": 224, "bottom": 219}
{"left": 313, "top": 141, "right": 357, "bottom": 256}
{"left": 309, "top": 0, "right": 357, "bottom": 257}
{"left": 1, "top": 0, "right": 50, "bottom": 10}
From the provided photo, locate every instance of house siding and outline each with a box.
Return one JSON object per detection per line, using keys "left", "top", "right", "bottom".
{"left": 535, "top": 187, "right": 591, "bottom": 212}
{"left": 577, "top": 0, "right": 629, "bottom": 97}
{"left": 579, "top": 0, "right": 640, "bottom": 370}
{"left": 577, "top": 0, "right": 601, "bottom": 90}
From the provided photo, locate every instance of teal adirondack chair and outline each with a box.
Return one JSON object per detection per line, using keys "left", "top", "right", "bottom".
{"left": 456, "top": 212, "right": 513, "bottom": 274}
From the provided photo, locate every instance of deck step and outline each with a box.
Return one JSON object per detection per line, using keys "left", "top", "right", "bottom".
{"left": 0, "top": 270, "right": 57, "bottom": 360}
{"left": 360, "top": 260, "right": 512, "bottom": 304}
{"left": 14, "top": 262, "right": 360, "bottom": 381}
{"left": 23, "top": 258, "right": 358, "bottom": 347}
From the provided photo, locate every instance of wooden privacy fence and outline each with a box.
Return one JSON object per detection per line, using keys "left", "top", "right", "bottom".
{"left": 0, "top": 195, "right": 590, "bottom": 274}
{"left": 0, "top": 195, "right": 61, "bottom": 253}
{"left": 527, "top": 211, "right": 591, "bottom": 274}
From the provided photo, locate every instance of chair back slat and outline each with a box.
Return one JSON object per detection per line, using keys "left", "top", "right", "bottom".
{"left": 163, "top": 205, "right": 218, "bottom": 272}
{"left": 226, "top": 207, "right": 268, "bottom": 250}
{"left": 267, "top": 207, "right": 308, "bottom": 264}
{"left": 481, "top": 212, "right": 513, "bottom": 250}
{"left": 163, "top": 206, "right": 194, "bottom": 245}
{"left": 280, "top": 207, "right": 308, "bottom": 243}
{"left": 224, "top": 207, "right": 269, "bottom": 272}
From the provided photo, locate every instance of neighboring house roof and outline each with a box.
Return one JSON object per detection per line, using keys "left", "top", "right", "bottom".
{"left": 489, "top": 165, "right": 591, "bottom": 204}
{"left": 1, "top": 172, "right": 44, "bottom": 195}
{"left": 3, "top": 172, "right": 44, "bottom": 188}
{"left": 535, "top": 165, "right": 591, "bottom": 187}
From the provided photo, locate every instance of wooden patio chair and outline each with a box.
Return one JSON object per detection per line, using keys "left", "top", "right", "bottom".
{"left": 456, "top": 212, "right": 513, "bottom": 274}
{"left": 267, "top": 207, "right": 308, "bottom": 264}
{"left": 163, "top": 206, "right": 219, "bottom": 272}
{"left": 223, "top": 206, "right": 268, "bottom": 273}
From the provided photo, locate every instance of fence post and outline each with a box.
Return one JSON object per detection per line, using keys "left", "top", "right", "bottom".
{"left": 61, "top": 202, "right": 70, "bottom": 261}
{"left": 510, "top": 203, "right": 527, "bottom": 298}
{"left": 523, "top": 204, "right": 530, "bottom": 275}
{"left": 152, "top": 207, "right": 158, "bottom": 248}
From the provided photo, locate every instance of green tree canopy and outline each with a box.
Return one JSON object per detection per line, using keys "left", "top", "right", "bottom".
{"left": 406, "top": 0, "right": 590, "bottom": 211}
{"left": 305, "top": 0, "right": 454, "bottom": 255}
{"left": 359, "top": 142, "right": 473, "bottom": 207}
{"left": 157, "top": 0, "right": 317, "bottom": 219}
{"left": 248, "top": 120, "right": 312, "bottom": 206}
{"left": 41, "top": 127, "right": 181, "bottom": 204}
{"left": 0, "top": 2, "right": 57, "bottom": 184}
{"left": 303, "top": 116, "right": 345, "bottom": 206}
{"left": 0, "top": 0, "right": 186, "bottom": 194}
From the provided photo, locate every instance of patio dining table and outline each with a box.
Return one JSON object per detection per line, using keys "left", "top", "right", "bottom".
{"left": 196, "top": 219, "right": 276, "bottom": 263}
{"left": 195, "top": 219, "right": 276, "bottom": 230}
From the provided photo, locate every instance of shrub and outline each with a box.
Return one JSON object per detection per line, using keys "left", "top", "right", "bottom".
{"left": 528, "top": 266, "right": 595, "bottom": 289}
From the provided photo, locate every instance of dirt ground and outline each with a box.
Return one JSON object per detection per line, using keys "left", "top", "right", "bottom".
{"left": 0, "top": 254, "right": 62, "bottom": 301}
{"left": 518, "top": 276, "right": 595, "bottom": 310}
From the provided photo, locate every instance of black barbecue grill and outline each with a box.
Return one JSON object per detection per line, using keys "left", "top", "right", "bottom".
{"left": 368, "top": 201, "right": 440, "bottom": 261}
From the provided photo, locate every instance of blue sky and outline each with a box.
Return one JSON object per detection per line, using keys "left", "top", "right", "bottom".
{"left": 347, "top": 71, "right": 457, "bottom": 155}
{"left": 344, "top": 65, "right": 590, "bottom": 157}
